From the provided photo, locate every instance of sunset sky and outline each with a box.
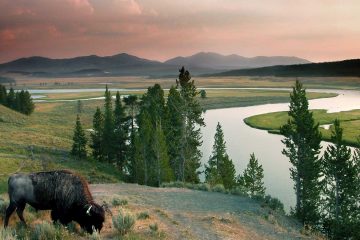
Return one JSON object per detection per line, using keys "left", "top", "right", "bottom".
{"left": 0, "top": 0, "right": 359, "bottom": 63}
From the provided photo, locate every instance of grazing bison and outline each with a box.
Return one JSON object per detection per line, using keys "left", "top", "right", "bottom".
{"left": 4, "top": 170, "right": 105, "bottom": 234}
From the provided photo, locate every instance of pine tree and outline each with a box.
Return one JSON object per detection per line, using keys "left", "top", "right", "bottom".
{"left": 124, "top": 95, "right": 138, "bottom": 181}
{"left": 322, "top": 119, "right": 357, "bottom": 239}
{"left": 238, "top": 153, "right": 265, "bottom": 197}
{"left": 280, "top": 80, "right": 322, "bottom": 226}
{"left": 0, "top": 84, "right": 7, "bottom": 105}
{"left": 71, "top": 115, "right": 87, "bottom": 159}
{"left": 135, "top": 110, "right": 152, "bottom": 185}
{"left": 177, "top": 67, "right": 205, "bottom": 183}
{"left": 205, "top": 122, "right": 236, "bottom": 189}
{"left": 6, "top": 87, "right": 15, "bottom": 109}
{"left": 102, "top": 85, "right": 115, "bottom": 162}
{"left": 114, "top": 91, "right": 128, "bottom": 172}
{"left": 77, "top": 100, "right": 83, "bottom": 114}
{"left": 165, "top": 86, "right": 184, "bottom": 180}
{"left": 22, "top": 90, "right": 34, "bottom": 115}
{"left": 153, "top": 120, "right": 173, "bottom": 186}
{"left": 91, "top": 107, "right": 104, "bottom": 161}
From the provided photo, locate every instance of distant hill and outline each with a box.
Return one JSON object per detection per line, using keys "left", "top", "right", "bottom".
{"left": 0, "top": 53, "right": 180, "bottom": 77}
{"left": 207, "top": 59, "right": 360, "bottom": 77}
{"left": 0, "top": 52, "right": 311, "bottom": 78}
{"left": 164, "top": 52, "right": 310, "bottom": 70}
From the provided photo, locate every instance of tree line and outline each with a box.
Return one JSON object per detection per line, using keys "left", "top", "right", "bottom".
{"left": 0, "top": 84, "right": 35, "bottom": 115}
{"left": 71, "top": 68, "right": 266, "bottom": 195}
{"left": 281, "top": 80, "right": 360, "bottom": 239}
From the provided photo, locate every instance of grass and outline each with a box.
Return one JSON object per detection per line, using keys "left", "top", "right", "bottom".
{"left": 244, "top": 109, "right": 360, "bottom": 147}
{"left": 7, "top": 74, "right": 360, "bottom": 90}
{"left": 0, "top": 99, "right": 122, "bottom": 194}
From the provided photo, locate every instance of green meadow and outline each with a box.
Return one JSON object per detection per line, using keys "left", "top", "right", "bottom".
{"left": 244, "top": 109, "right": 360, "bottom": 147}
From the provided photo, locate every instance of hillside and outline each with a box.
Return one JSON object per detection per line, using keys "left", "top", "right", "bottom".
{"left": 165, "top": 52, "right": 310, "bottom": 70}
{"left": 0, "top": 183, "right": 324, "bottom": 239}
{"left": 207, "top": 59, "right": 360, "bottom": 77}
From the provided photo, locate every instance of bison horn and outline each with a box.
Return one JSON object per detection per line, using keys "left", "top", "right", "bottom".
{"left": 86, "top": 205, "right": 92, "bottom": 216}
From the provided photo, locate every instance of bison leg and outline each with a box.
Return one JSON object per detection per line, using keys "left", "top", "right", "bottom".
{"left": 4, "top": 202, "right": 16, "bottom": 227}
{"left": 16, "top": 202, "right": 26, "bottom": 225}
{"left": 51, "top": 210, "right": 60, "bottom": 223}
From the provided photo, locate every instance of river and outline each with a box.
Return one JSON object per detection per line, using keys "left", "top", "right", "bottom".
{"left": 200, "top": 89, "right": 360, "bottom": 211}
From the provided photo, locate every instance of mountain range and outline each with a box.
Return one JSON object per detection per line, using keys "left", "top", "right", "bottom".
{"left": 0, "top": 52, "right": 310, "bottom": 77}
{"left": 206, "top": 59, "right": 360, "bottom": 77}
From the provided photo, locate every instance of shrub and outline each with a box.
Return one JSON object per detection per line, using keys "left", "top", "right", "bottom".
{"left": 88, "top": 230, "right": 102, "bottom": 240}
{"left": 137, "top": 211, "right": 150, "bottom": 220}
{"left": 212, "top": 184, "right": 226, "bottom": 193}
{"left": 0, "top": 228, "right": 17, "bottom": 240}
{"left": 112, "top": 198, "right": 128, "bottom": 206}
{"left": 149, "top": 223, "right": 158, "bottom": 232}
{"left": 229, "top": 186, "right": 248, "bottom": 197}
{"left": 31, "top": 222, "right": 57, "bottom": 240}
{"left": 161, "top": 181, "right": 185, "bottom": 188}
{"left": 262, "top": 195, "right": 285, "bottom": 213}
{"left": 195, "top": 183, "right": 211, "bottom": 192}
{"left": 112, "top": 211, "right": 135, "bottom": 235}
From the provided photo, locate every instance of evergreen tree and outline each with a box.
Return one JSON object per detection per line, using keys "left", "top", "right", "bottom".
{"left": 177, "top": 67, "right": 205, "bottom": 183}
{"left": 124, "top": 95, "right": 138, "bottom": 181}
{"left": 24, "top": 90, "right": 34, "bottom": 115}
{"left": 77, "top": 100, "right": 83, "bottom": 114}
{"left": 238, "top": 153, "right": 265, "bottom": 197}
{"left": 135, "top": 110, "right": 152, "bottom": 185}
{"left": 280, "top": 80, "right": 322, "bottom": 226}
{"left": 165, "top": 86, "right": 184, "bottom": 180}
{"left": 102, "top": 85, "right": 115, "bottom": 162}
{"left": 71, "top": 115, "right": 87, "bottom": 159}
{"left": 6, "top": 87, "right": 15, "bottom": 109}
{"left": 322, "top": 119, "right": 358, "bottom": 239}
{"left": 0, "top": 84, "right": 7, "bottom": 105}
{"left": 114, "top": 91, "right": 128, "bottom": 172}
{"left": 205, "top": 122, "right": 236, "bottom": 189}
{"left": 153, "top": 120, "right": 173, "bottom": 186}
{"left": 91, "top": 107, "right": 104, "bottom": 161}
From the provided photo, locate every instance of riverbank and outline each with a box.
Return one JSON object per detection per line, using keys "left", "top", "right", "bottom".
{"left": 244, "top": 109, "right": 360, "bottom": 147}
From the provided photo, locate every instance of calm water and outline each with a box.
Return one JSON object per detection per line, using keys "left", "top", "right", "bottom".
{"left": 200, "top": 89, "right": 360, "bottom": 211}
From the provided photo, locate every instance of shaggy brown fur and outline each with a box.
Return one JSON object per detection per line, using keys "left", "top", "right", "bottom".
{"left": 4, "top": 170, "right": 105, "bottom": 234}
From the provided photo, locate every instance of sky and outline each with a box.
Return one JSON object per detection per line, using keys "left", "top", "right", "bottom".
{"left": 0, "top": 0, "right": 360, "bottom": 63}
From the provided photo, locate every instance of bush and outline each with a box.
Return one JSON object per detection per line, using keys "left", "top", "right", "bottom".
{"left": 137, "top": 211, "right": 150, "bottom": 220}
{"left": 112, "top": 211, "right": 135, "bottom": 236}
{"left": 31, "top": 222, "right": 57, "bottom": 240}
{"left": 229, "top": 186, "right": 248, "bottom": 197}
{"left": 262, "top": 195, "right": 285, "bottom": 213}
{"left": 112, "top": 198, "right": 128, "bottom": 207}
{"left": 149, "top": 223, "right": 158, "bottom": 232}
{"left": 195, "top": 183, "right": 211, "bottom": 192}
{"left": 161, "top": 181, "right": 185, "bottom": 188}
{"left": 212, "top": 184, "right": 226, "bottom": 193}
{"left": 0, "top": 228, "right": 17, "bottom": 240}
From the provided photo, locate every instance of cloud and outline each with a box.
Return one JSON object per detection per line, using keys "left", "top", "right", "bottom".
{"left": 0, "top": 0, "right": 359, "bottom": 62}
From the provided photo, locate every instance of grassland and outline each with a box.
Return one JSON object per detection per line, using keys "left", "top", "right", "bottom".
{"left": 5, "top": 74, "right": 360, "bottom": 90}
{"left": 244, "top": 109, "right": 360, "bottom": 147}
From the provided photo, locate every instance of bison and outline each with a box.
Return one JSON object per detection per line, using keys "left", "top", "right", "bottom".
{"left": 4, "top": 170, "right": 105, "bottom": 234}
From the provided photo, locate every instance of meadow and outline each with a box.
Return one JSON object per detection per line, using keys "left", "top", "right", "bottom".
{"left": 244, "top": 109, "right": 360, "bottom": 147}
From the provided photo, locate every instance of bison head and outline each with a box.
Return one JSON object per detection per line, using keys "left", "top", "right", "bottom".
{"left": 83, "top": 203, "right": 105, "bottom": 234}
